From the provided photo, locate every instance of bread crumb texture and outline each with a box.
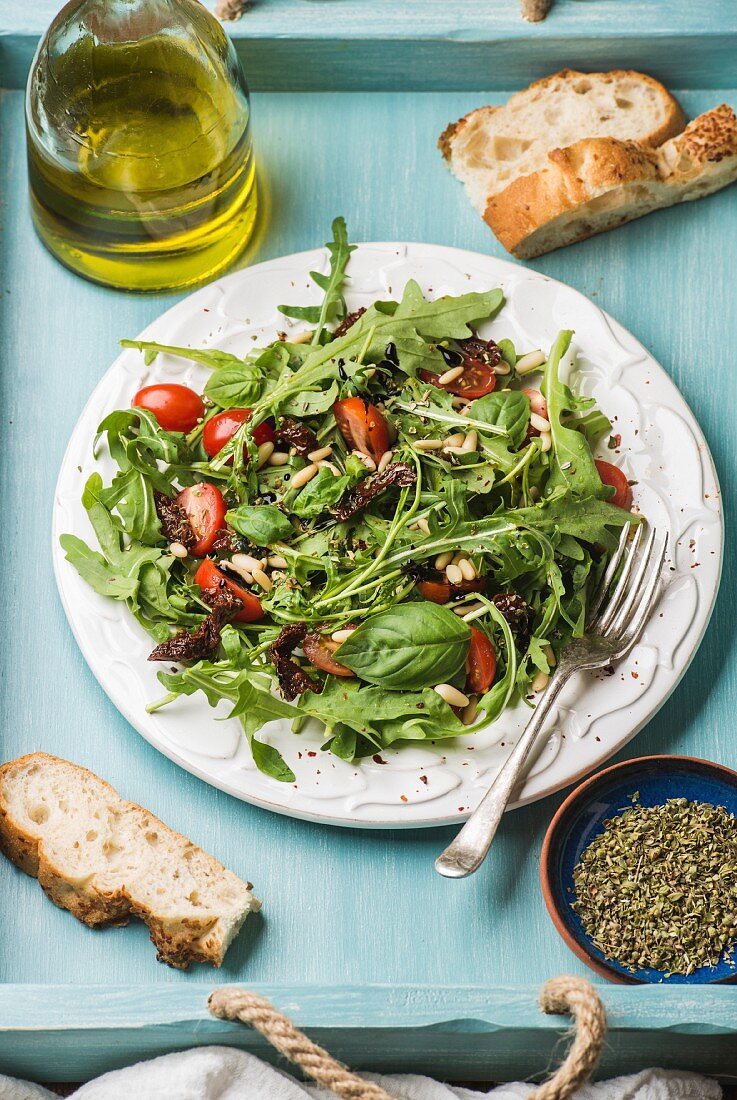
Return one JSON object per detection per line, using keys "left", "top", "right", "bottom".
{"left": 441, "top": 71, "right": 737, "bottom": 258}
{"left": 0, "top": 753, "right": 260, "bottom": 968}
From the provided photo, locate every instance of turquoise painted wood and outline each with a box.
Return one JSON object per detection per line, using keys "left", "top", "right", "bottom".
{"left": 1, "top": 0, "right": 736, "bottom": 89}
{"left": 1, "top": 984, "right": 737, "bottom": 1084}
{"left": 2, "top": 72, "right": 737, "bottom": 1078}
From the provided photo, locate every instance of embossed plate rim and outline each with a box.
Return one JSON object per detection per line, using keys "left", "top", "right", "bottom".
{"left": 51, "top": 243, "right": 723, "bottom": 828}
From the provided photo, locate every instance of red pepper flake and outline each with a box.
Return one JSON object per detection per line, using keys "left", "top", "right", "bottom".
{"left": 419, "top": 775, "right": 428, "bottom": 785}
{"left": 307, "top": 751, "right": 317, "bottom": 758}
{"left": 631, "top": 671, "right": 639, "bottom": 680}
{"left": 400, "top": 794, "right": 408, "bottom": 803}
{"left": 372, "top": 754, "right": 388, "bottom": 765}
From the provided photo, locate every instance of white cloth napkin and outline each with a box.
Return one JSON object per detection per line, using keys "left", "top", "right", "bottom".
{"left": 0, "top": 1047, "right": 721, "bottom": 1100}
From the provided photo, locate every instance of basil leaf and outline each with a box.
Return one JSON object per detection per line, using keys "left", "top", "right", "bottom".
{"left": 337, "top": 604, "right": 471, "bottom": 690}
{"left": 226, "top": 504, "right": 293, "bottom": 545}
{"left": 471, "top": 390, "right": 530, "bottom": 449}
{"left": 290, "top": 467, "right": 349, "bottom": 518}
{"left": 204, "top": 364, "right": 262, "bottom": 408}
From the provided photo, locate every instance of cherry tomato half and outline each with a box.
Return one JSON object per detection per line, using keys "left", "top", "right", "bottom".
{"left": 176, "top": 483, "right": 226, "bottom": 557}
{"left": 417, "top": 576, "right": 486, "bottom": 604}
{"left": 194, "top": 558, "right": 264, "bottom": 623}
{"left": 595, "top": 460, "right": 633, "bottom": 511}
{"left": 522, "top": 388, "right": 548, "bottom": 437}
{"left": 419, "top": 339, "right": 500, "bottom": 400}
{"left": 466, "top": 626, "right": 496, "bottom": 695}
{"left": 303, "top": 633, "right": 354, "bottom": 678}
{"left": 132, "top": 383, "right": 205, "bottom": 434}
{"left": 202, "top": 409, "right": 275, "bottom": 460}
{"left": 333, "top": 397, "right": 391, "bottom": 463}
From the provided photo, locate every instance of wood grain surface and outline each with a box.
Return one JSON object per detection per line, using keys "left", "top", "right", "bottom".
{"left": 1, "top": 81, "right": 737, "bottom": 1074}
{"left": 1, "top": 1, "right": 736, "bottom": 90}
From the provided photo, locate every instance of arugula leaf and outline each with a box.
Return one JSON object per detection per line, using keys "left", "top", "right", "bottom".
{"left": 98, "top": 467, "right": 162, "bottom": 545}
{"left": 120, "top": 339, "right": 247, "bottom": 373}
{"left": 61, "top": 473, "right": 166, "bottom": 607}
{"left": 542, "top": 330, "right": 604, "bottom": 498}
{"left": 278, "top": 216, "right": 356, "bottom": 345}
{"left": 337, "top": 603, "right": 471, "bottom": 690}
{"left": 226, "top": 504, "right": 294, "bottom": 545}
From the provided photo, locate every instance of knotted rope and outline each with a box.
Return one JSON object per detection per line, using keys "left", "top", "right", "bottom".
{"left": 533, "top": 976, "right": 607, "bottom": 1099}
{"left": 208, "top": 989, "right": 395, "bottom": 1100}
{"left": 208, "top": 975, "right": 606, "bottom": 1100}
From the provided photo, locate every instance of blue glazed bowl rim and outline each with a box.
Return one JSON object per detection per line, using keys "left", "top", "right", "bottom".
{"left": 540, "top": 754, "right": 737, "bottom": 985}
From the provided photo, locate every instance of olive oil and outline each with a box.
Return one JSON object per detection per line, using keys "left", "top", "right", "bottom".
{"left": 26, "top": 0, "right": 257, "bottom": 291}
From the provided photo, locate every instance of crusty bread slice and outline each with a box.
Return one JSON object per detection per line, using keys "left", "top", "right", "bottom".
{"left": 0, "top": 753, "right": 261, "bottom": 968}
{"left": 485, "top": 104, "right": 737, "bottom": 259}
{"left": 440, "top": 70, "right": 685, "bottom": 213}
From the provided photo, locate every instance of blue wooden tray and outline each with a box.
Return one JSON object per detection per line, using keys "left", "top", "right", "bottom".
{"left": 1, "top": 0, "right": 737, "bottom": 1083}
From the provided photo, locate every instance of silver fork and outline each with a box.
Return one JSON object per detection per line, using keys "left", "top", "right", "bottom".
{"left": 435, "top": 524, "right": 667, "bottom": 879}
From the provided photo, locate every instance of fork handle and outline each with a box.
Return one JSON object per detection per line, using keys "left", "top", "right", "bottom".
{"left": 435, "top": 663, "right": 574, "bottom": 878}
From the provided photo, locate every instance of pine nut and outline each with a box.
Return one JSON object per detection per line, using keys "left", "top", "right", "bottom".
{"left": 251, "top": 566, "right": 272, "bottom": 592}
{"left": 530, "top": 412, "right": 551, "bottom": 433}
{"left": 232, "top": 553, "right": 262, "bottom": 574}
{"left": 363, "top": 368, "right": 376, "bottom": 379}
{"left": 267, "top": 555, "right": 288, "bottom": 569}
{"left": 437, "top": 365, "right": 465, "bottom": 385}
{"left": 257, "top": 441, "right": 275, "bottom": 468}
{"left": 451, "top": 551, "right": 464, "bottom": 565}
{"left": 377, "top": 450, "right": 393, "bottom": 472}
{"left": 331, "top": 627, "right": 357, "bottom": 643}
{"left": 532, "top": 670, "right": 550, "bottom": 693}
{"left": 416, "top": 517, "right": 431, "bottom": 535}
{"left": 414, "top": 438, "right": 444, "bottom": 451}
{"left": 443, "top": 433, "right": 466, "bottom": 449}
{"left": 544, "top": 644, "right": 556, "bottom": 668}
{"left": 540, "top": 431, "right": 552, "bottom": 453}
{"left": 291, "top": 329, "right": 314, "bottom": 345}
{"left": 529, "top": 486, "right": 540, "bottom": 501}
{"left": 452, "top": 397, "right": 471, "bottom": 409}
{"left": 457, "top": 557, "right": 476, "bottom": 581}
{"left": 434, "top": 683, "right": 470, "bottom": 708}
{"left": 516, "top": 349, "right": 547, "bottom": 375}
{"left": 462, "top": 696, "right": 479, "bottom": 725}
{"left": 462, "top": 430, "right": 478, "bottom": 452}
{"left": 445, "top": 563, "right": 464, "bottom": 585}
{"left": 268, "top": 451, "right": 290, "bottom": 466}
{"left": 169, "top": 541, "right": 188, "bottom": 559}
{"left": 435, "top": 551, "right": 453, "bottom": 570}
{"left": 225, "top": 559, "right": 254, "bottom": 584}
{"left": 318, "top": 460, "right": 341, "bottom": 476}
{"left": 308, "top": 445, "right": 332, "bottom": 462}
{"left": 352, "top": 449, "right": 377, "bottom": 471}
{"left": 290, "top": 463, "right": 319, "bottom": 489}
{"left": 493, "top": 359, "right": 511, "bottom": 376}
{"left": 443, "top": 446, "right": 468, "bottom": 456}
{"left": 454, "top": 601, "right": 484, "bottom": 616}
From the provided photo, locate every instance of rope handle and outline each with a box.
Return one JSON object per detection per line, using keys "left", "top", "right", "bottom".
{"left": 208, "top": 975, "right": 606, "bottom": 1100}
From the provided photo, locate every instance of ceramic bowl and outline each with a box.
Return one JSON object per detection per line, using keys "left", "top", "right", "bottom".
{"left": 540, "top": 754, "right": 737, "bottom": 984}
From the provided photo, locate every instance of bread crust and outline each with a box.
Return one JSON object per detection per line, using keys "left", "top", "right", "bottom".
{"left": 440, "top": 70, "right": 685, "bottom": 166}
{"left": 0, "top": 753, "right": 259, "bottom": 969}
{"left": 485, "top": 105, "right": 737, "bottom": 259}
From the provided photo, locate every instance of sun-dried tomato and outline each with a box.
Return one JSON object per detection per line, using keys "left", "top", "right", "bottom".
{"left": 269, "top": 623, "right": 322, "bottom": 701}
{"left": 148, "top": 588, "right": 242, "bottom": 663}
{"left": 332, "top": 462, "right": 416, "bottom": 522}
{"left": 332, "top": 307, "right": 366, "bottom": 340}
{"left": 154, "top": 491, "right": 196, "bottom": 549}
{"left": 274, "top": 417, "right": 319, "bottom": 458}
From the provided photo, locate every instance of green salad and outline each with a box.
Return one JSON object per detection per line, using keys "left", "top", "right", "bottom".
{"left": 62, "top": 219, "right": 638, "bottom": 783}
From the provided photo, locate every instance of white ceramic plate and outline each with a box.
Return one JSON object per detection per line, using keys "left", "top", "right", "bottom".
{"left": 52, "top": 244, "right": 723, "bottom": 828}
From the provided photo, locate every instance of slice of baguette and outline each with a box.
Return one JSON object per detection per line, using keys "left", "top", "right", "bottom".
{"left": 440, "top": 70, "right": 685, "bottom": 214}
{"left": 486, "top": 104, "right": 737, "bottom": 259}
{"left": 0, "top": 753, "right": 261, "bottom": 969}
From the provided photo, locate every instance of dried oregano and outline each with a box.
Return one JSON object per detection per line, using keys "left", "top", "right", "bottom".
{"left": 572, "top": 798, "right": 737, "bottom": 976}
